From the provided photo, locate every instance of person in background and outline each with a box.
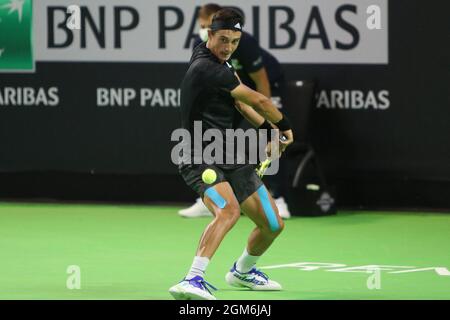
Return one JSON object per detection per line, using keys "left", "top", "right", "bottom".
{"left": 178, "top": 3, "right": 292, "bottom": 219}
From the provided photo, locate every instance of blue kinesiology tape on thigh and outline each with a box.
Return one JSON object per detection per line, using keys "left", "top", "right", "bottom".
{"left": 256, "top": 185, "right": 280, "bottom": 232}
{"left": 204, "top": 187, "right": 227, "bottom": 209}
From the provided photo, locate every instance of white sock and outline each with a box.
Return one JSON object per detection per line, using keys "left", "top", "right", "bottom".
{"left": 186, "top": 256, "right": 210, "bottom": 280}
{"left": 236, "top": 248, "right": 260, "bottom": 273}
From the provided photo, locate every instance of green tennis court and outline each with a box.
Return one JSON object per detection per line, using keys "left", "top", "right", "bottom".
{"left": 0, "top": 201, "right": 449, "bottom": 300}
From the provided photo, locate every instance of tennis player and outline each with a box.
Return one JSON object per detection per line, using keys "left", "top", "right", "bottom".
{"left": 169, "top": 8, "right": 294, "bottom": 300}
{"left": 179, "top": 3, "right": 292, "bottom": 219}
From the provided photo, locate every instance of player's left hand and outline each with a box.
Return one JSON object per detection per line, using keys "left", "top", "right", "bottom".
{"left": 279, "top": 129, "right": 294, "bottom": 154}
{"left": 266, "top": 129, "right": 293, "bottom": 158}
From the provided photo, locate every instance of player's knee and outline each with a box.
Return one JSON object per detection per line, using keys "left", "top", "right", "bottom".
{"left": 264, "top": 215, "right": 284, "bottom": 236}
{"left": 215, "top": 203, "right": 240, "bottom": 227}
{"left": 261, "top": 206, "right": 284, "bottom": 235}
{"left": 274, "top": 218, "right": 285, "bottom": 235}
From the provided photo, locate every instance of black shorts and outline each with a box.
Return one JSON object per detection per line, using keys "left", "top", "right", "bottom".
{"left": 179, "top": 164, "right": 263, "bottom": 204}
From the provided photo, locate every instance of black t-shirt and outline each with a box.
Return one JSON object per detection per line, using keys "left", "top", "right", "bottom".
{"left": 179, "top": 42, "right": 242, "bottom": 168}
{"left": 192, "top": 32, "right": 284, "bottom": 90}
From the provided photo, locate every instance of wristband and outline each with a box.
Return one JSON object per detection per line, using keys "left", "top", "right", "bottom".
{"left": 274, "top": 115, "right": 292, "bottom": 131}
{"left": 258, "top": 120, "right": 273, "bottom": 131}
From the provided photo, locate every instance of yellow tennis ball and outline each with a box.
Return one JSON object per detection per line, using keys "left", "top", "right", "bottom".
{"left": 202, "top": 169, "right": 217, "bottom": 184}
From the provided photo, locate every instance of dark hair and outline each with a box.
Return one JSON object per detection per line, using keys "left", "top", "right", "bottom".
{"left": 199, "top": 3, "right": 222, "bottom": 19}
{"left": 210, "top": 8, "right": 244, "bottom": 32}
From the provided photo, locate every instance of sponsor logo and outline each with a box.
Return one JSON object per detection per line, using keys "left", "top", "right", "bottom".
{"left": 36, "top": 0, "right": 388, "bottom": 64}
{"left": 252, "top": 56, "right": 263, "bottom": 67}
{"left": 230, "top": 59, "right": 242, "bottom": 71}
{"left": 316, "top": 192, "right": 335, "bottom": 212}
{"left": 0, "top": 86, "right": 59, "bottom": 106}
{"left": 97, "top": 87, "right": 180, "bottom": 108}
{"left": 316, "top": 90, "right": 390, "bottom": 110}
{"left": 0, "top": 0, "right": 34, "bottom": 72}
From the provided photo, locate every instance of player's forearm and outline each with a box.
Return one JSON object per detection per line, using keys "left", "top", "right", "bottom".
{"left": 256, "top": 81, "right": 271, "bottom": 99}
{"left": 253, "top": 97, "right": 283, "bottom": 124}
{"left": 235, "top": 101, "right": 266, "bottom": 128}
{"left": 231, "top": 83, "right": 283, "bottom": 124}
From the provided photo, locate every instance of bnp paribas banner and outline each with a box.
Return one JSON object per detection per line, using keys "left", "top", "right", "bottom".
{"left": 0, "top": 0, "right": 34, "bottom": 72}
{"left": 26, "top": 0, "right": 387, "bottom": 65}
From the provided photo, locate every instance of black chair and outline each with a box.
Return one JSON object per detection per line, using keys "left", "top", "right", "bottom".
{"left": 282, "top": 79, "right": 317, "bottom": 184}
{"left": 282, "top": 80, "right": 337, "bottom": 216}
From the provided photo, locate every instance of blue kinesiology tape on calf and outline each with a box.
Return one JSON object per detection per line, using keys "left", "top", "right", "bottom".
{"left": 256, "top": 186, "right": 280, "bottom": 232}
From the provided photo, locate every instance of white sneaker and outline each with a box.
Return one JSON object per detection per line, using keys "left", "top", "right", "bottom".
{"left": 178, "top": 198, "right": 213, "bottom": 218}
{"left": 169, "top": 276, "right": 217, "bottom": 300}
{"left": 225, "top": 263, "right": 282, "bottom": 291}
{"left": 275, "top": 197, "right": 291, "bottom": 219}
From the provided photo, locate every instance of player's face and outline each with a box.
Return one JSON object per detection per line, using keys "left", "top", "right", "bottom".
{"left": 208, "top": 29, "right": 241, "bottom": 62}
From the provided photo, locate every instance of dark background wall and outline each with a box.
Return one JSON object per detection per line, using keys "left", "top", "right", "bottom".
{"left": 0, "top": 1, "right": 449, "bottom": 210}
